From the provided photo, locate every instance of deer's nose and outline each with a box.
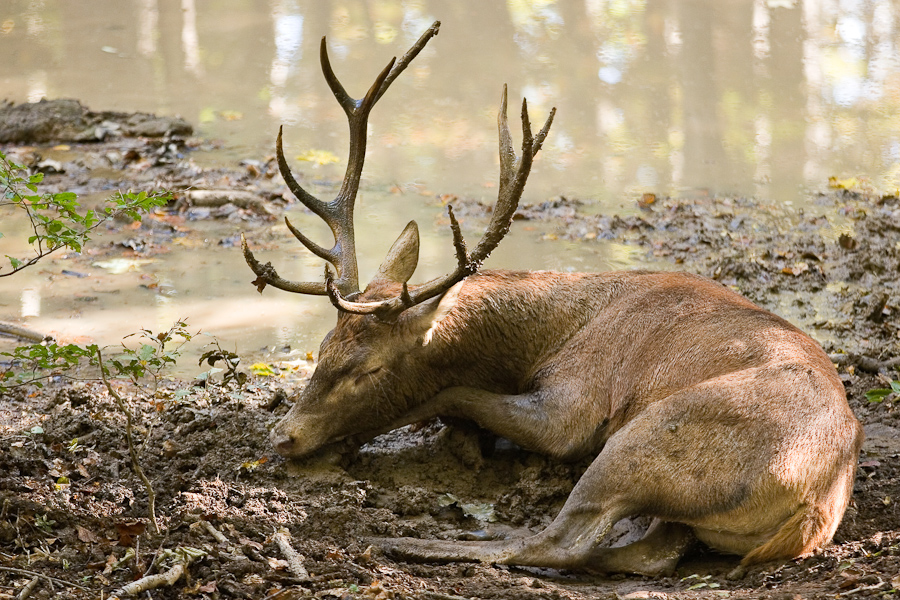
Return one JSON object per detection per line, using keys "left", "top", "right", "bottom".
{"left": 269, "top": 430, "right": 297, "bottom": 457}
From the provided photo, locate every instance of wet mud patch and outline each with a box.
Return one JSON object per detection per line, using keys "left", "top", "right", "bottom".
{"left": 1, "top": 372, "right": 897, "bottom": 599}
{"left": 0, "top": 99, "right": 192, "bottom": 144}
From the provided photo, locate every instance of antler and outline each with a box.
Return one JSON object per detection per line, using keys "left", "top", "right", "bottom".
{"left": 241, "top": 21, "right": 442, "bottom": 298}
{"left": 327, "top": 85, "right": 556, "bottom": 322}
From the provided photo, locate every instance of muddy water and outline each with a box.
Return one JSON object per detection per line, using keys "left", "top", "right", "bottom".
{"left": 3, "top": 0, "right": 900, "bottom": 373}
{"left": 4, "top": 1, "right": 900, "bottom": 200}
{"left": 0, "top": 185, "right": 632, "bottom": 376}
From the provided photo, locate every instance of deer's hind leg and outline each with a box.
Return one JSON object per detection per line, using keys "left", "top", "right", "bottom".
{"left": 377, "top": 375, "right": 803, "bottom": 574}
{"left": 374, "top": 450, "right": 694, "bottom": 573}
{"left": 585, "top": 520, "right": 696, "bottom": 576}
{"left": 375, "top": 406, "right": 703, "bottom": 572}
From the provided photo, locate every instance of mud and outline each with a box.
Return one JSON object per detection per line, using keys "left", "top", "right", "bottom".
{"left": 1, "top": 108, "right": 899, "bottom": 599}
{"left": 0, "top": 99, "right": 193, "bottom": 144}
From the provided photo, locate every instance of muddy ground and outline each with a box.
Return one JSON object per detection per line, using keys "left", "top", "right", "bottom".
{"left": 1, "top": 106, "right": 899, "bottom": 599}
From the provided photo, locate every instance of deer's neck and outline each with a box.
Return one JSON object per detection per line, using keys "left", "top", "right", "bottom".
{"left": 425, "top": 270, "right": 633, "bottom": 392}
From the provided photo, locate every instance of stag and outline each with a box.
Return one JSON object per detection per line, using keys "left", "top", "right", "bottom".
{"left": 242, "top": 22, "right": 863, "bottom": 577}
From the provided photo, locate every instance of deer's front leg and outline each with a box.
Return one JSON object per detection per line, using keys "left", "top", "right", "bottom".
{"left": 421, "top": 386, "right": 603, "bottom": 460}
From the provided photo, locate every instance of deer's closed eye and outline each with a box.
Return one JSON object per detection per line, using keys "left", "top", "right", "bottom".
{"left": 354, "top": 366, "right": 383, "bottom": 386}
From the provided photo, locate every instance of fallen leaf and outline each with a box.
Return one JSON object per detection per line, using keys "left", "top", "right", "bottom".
{"left": 294, "top": 149, "right": 340, "bottom": 166}
{"left": 638, "top": 193, "right": 657, "bottom": 210}
{"left": 782, "top": 262, "right": 809, "bottom": 276}
{"left": 239, "top": 536, "right": 263, "bottom": 551}
{"left": 838, "top": 233, "right": 857, "bottom": 250}
{"left": 77, "top": 525, "right": 101, "bottom": 543}
{"left": 828, "top": 176, "right": 861, "bottom": 190}
{"left": 115, "top": 521, "right": 146, "bottom": 546}
{"left": 250, "top": 363, "right": 278, "bottom": 377}
{"left": 92, "top": 258, "right": 155, "bottom": 274}
{"left": 240, "top": 456, "right": 268, "bottom": 472}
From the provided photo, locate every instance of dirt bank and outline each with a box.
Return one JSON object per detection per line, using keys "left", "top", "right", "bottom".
{"left": 1, "top": 109, "right": 898, "bottom": 599}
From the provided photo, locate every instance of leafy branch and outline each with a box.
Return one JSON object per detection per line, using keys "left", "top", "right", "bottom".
{"left": 0, "top": 150, "right": 170, "bottom": 277}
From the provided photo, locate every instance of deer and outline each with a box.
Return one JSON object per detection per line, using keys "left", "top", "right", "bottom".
{"left": 242, "top": 21, "right": 864, "bottom": 578}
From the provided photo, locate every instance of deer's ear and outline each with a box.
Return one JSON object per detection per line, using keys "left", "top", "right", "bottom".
{"left": 372, "top": 221, "right": 420, "bottom": 285}
{"left": 417, "top": 279, "right": 464, "bottom": 345}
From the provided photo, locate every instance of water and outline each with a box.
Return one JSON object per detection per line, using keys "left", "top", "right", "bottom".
{"left": 4, "top": 1, "right": 899, "bottom": 201}
{"left": 2, "top": 0, "right": 899, "bottom": 374}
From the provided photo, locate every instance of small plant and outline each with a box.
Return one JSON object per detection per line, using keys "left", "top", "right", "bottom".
{"left": 34, "top": 513, "right": 56, "bottom": 533}
{"left": 111, "top": 321, "right": 195, "bottom": 394}
{"left": 0, "top": 149, "right": 169, "bottom": 277}
{"left": 681, "top": 573, "right": 720, "bottom": 590}
{"left": 198, "top": 336, "right": 247, "bottom": 389}
{"left": 865, "top": 379, "right": 900, "bottom": 404}
{"left": 1, "top": 341, "right": 95, "bottom": 390}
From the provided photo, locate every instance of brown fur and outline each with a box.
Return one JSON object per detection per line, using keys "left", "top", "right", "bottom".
{"left": 271, "top": 268, "right": 863, "bottom": 575}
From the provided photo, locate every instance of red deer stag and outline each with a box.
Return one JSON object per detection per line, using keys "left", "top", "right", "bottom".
{"left": 242, "top": 21, "right": 863, "bottom": 577}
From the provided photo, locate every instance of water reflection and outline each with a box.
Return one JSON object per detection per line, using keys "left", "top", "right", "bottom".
{"left": 2, "top": 0, "right": 899, "bottom": 203}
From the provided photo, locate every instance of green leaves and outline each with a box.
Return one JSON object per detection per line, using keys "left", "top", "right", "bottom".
{"left": 0, "top": 150, "right": 171, "bottom": 277}
{"left": 0, "top": 341, "right": 96, "bottom": 388}
{"left": 865, "top": 380, "right": 900, "bottom": 403}
{"left": 198, "top": 342, "right": 248, "bottom": 388}
{"left": 107, "top": 321, "right": 195, "bottom": 389}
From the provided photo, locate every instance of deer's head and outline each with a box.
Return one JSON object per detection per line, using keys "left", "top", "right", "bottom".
{"left": 242, "top": 22, "right": 554, "bottom": 458}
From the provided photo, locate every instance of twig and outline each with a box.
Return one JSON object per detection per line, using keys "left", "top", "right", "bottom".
{"left": 94, "top": 346, "right": 159, "bottom": 534}
{"left": 142, "top": 537, "right": 168, "bottom": 578}
{"left": 15, "top": 576, "right": 40, "bottom": 600}
{"left": 201, "top": 520, "right": 230, "bottom": 545}
{"left": 841, "top": 578, "right": 887, "bottom": 596}
{"left": 200, "top": 520, "right": 249, "bottom": 558}
{"left": 109, "top": 547, "right": 204, "bottom": 598}
{"left": 830, "top": 353, "right": 900, "bottom": 373}
{"left": 110, "top": 561, "right": 187, "bottom": 598}
{"left": 0, "top": 567, "right": 90, "bottom": 591}
{"left": 272, "top": 528, "right": 309, "bottom": 581}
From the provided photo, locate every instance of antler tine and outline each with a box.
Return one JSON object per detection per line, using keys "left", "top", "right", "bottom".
{"left": 276, "top": 126, "right": 331, "bottom": 224}
{"left": 241, "top": 233, "right": 327, "bottom": 295}
{"left": 322, "top": 21, "right": 442, "bottom": 296}
{"left": 239, "top": 127, "right": 343, "bottom": 297}
{"left": 242, "top": 22, "right": 442, "bottom": 299}
{"left": 328, "top": 87, "right": 556, "bottom": 322}
{"left": 374, "top": 21, "right": 442, "bottom": 104}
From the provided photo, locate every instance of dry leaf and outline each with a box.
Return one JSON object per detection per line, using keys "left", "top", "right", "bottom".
{"left": 77, "top": 525, "right": 101, "bottom": 543}
{"left": 638, "top": 193, "right": 657, "bottom": 210}
{"left": 782, "top": 262, "right": 809, "bottom": 276}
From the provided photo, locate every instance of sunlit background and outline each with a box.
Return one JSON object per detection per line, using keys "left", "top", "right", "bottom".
{"left": 4, "top": 0, "right": 900, "bottom": 202}
{"left": 2, "top": 0, "right": 900, "bottom": 369}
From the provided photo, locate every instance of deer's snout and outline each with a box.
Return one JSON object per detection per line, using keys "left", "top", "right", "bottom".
{"left": 270, "top": 428, "right": 299, "bottom": 457}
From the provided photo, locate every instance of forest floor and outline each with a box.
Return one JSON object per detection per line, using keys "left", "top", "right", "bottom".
{"left": 1, "top": 104, "right": 898, "bottom": 599}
